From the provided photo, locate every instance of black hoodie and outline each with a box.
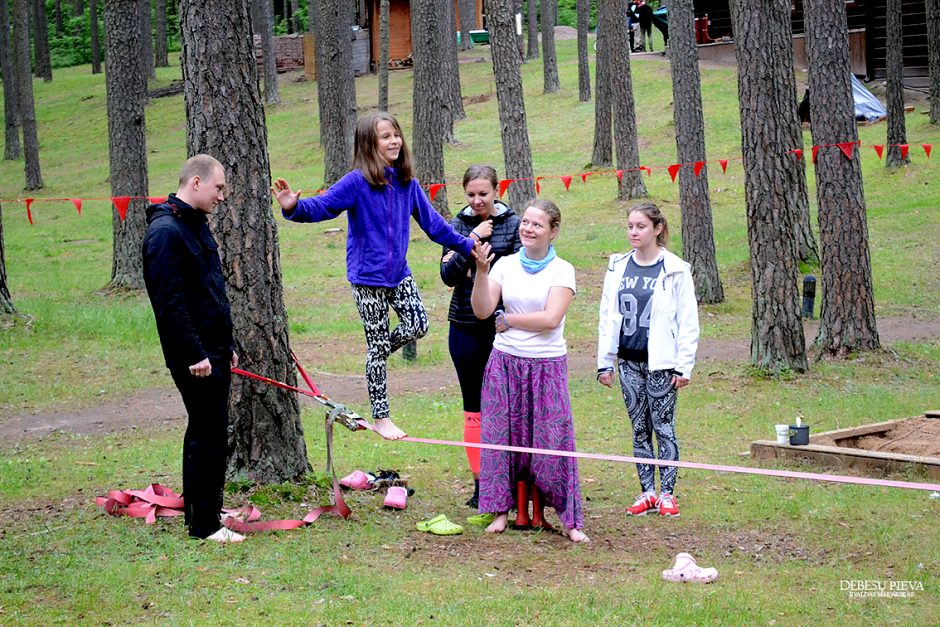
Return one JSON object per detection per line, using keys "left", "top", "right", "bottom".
{"left": 142, "top": 194, "right": 234, "bottom": 371}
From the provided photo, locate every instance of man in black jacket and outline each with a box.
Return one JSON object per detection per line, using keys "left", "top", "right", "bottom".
{"left": 142, "top": 154, "right": 244, "bottom": 543}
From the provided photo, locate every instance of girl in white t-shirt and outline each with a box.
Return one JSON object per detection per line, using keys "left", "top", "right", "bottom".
{"left": 470, "top": 199, "right": 589, "bottom": 543}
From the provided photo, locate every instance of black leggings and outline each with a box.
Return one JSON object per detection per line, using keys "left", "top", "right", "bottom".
{"left": 448, "top": 321, "right": 496, "bottom": 413}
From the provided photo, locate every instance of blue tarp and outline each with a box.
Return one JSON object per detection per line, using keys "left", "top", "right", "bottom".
{"left": 851, "top": 73, "right": 887, "bottom": 122}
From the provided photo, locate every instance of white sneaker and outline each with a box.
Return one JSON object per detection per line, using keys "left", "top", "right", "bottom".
{"left": 205, "top": 527, "right": 245, "bottom": 543}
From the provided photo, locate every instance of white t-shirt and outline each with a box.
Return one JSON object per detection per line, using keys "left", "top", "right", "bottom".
{"left": 488, "top": 252, "right": 576, "bottom": 358}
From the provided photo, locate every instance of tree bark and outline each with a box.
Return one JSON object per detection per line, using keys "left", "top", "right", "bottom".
{"left": 591, "top": 0, "right": 612, "bottom": 168}
{"left": 378, "top": 0, "right": 389, "bottom": 110}
{"left": 885, "top": 0, "right": 909, "bottom": 167}
{"left": 72, "top": 0, "right": 83, "bottom": 16}
{"left": 0, "top": 202, "right": 14, "bottom": 314}
{"left": 458, "top": 0, "right": 475, "bottom": 51}
{"left": 31, "top": 0, "right": 52, "bottom": 81}
{"left": 729, "top": 0, "right": 807, "bottom": 373}
{"left": 55, "top": 0, "right": 64, "bottom": 36}
{"left": 154, "top": 0, "right": 168, "bottom": 67}
{"left": 526, "top": 0, "right": 538, "bottom": 59}
{"left": 576, "top": 0, "right": 590, "bottom": 101}
{"left": 252, "top": 0, "right": 280, "bottom": 105}
{"left": 804, "top": 0, "right": 879, "bottom": 355}
{"left": 13, "top": 0, "right": 42, "bottom": 189}
{"left": 139, "top": 0, "right": 156, "bottom": 81}
{"left": 1, "top": 0, "right": 21, "bottom": 160}
{"left": 541, "top": 0, "right": 559, "bottom": 92}
{"left": 180, "top": 0, "right": 309, "bottom": 484}
{"left": 490, "top": 0, "right": 536, "bottom": 211}
{"left": 669, "top": 0, "right": 723, "bottom": 304}
{"left": 104, "top": 0, "right": 148, "bottom": 290}
{"left": 291, "top": 0, "right": 300, "bottom": 34}
{"left": 90, "top": 0, "right": 101, "bottom": 73}
{"left": 411, "top": 0, "right": 449, "bottom": 216}
{"left": 315, "top": 0, "right": 355, "bottom": 186}
{"left": 441, "top": 0, "right": 465, "bottom": 138}
{"left": 928, "top": 0, "right": 940, "bottom": 124}
{"left": 604, "top": 0, "right": 645, "bottom": 199}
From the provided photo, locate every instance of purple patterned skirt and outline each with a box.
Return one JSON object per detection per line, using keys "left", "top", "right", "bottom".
{"left": 478, "top": 349, "right": 584, "bottom": 530}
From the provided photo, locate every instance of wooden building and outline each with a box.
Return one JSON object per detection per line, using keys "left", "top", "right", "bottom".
{"left": 364, "top": 0, "right": 485, "bottom": 69}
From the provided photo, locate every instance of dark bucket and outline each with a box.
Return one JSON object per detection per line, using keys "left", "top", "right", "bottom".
{"left": 789, "top": 425, "right": 810, "bottom": 446}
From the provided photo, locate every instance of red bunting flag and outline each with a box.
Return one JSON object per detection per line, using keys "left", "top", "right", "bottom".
{"left": 693, "top": 161, "right": 705, "bottom": 176}
{"left": 873, "top": 144, "right": 884, "bottom": 159}
{"left": 69, "top": 198, "right": 82, "bottom": 215}
{"left": 535, "top": 177, "right": 543, "bottom": 195}
{"left": 790, "top": 149, "right": 803, "bottom": 161}
{"left": 667, "top": 164, "right": 681, "bottom": 182}
{"left": 428, "top": 183, "right": 444, "bottom": 202}
{"left": 498, "top": 179, "right": 512, "bottom": 198}
{"left": 900, "top": 144, "right": 909, "bottom": 159}
{"left": 147, "top": 196, "right": 167, "bottom": 205}
{"left": 25, "top": 198, "right": 34, "bottom": 225}
{"left": 561, "top": 175, "right": 572, "bottom": 191}
{"left": 923, "top": 144, "right": 932, "bottom": 159}
{"left": 640, "top": 166, "right": 652, "bottom": 178}
{"left": 811, "top": 146, "right": 820, "bottom": 163}
{"left": 718, "top": 160, "right": 728, "bottom": 173}
{"left": 616, "top": 170, "right": 624, "bottom": 182}
{"left": 111, "top": 196, "right": 131, "bottom": 221}
{"left": 837, "top": 142, "right": 855, "bottom": 160}
{"left": 580, "top": 172, "right": 592, "bottom": 184}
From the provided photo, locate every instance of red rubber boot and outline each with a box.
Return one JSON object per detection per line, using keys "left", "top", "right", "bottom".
{"left": 530, "top": 483, "right": 554, "bottom": 531}
{"left": 512, "top": 480, "right": 530, "bottom": 529}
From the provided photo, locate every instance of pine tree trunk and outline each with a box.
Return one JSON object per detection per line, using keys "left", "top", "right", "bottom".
{"left": 0, "top": 202, "right": 14, "bottom": 315}
{"left": 604, "top": 0, "right": 646, "bottom": 199}
{"left": 804, "top": 0, "right": 879, "bottom": 355}
{"left": 13, "top": 0, "right": 42, "bottom": 189}
{"left": 139, "top": 0, "right": 156, "bottom": 81}
{"left": 72, "top": 0, "right": 83, "bottom": 16}
{"left": 458, "top": 0, "right": 475, "bottom": 51}
{"left": 31, "top": 0, "right": 52, "bottom": 81}
{"left": 928, "top": 0, "right": 940, "bottom": 124}
{"left": 526, "top": 0, "right": 538, "bottom": 59}
{"left": 253, "top": 0, "right": 280, "bottom": 105}
{"left": 411, "top": 0, "right": 449, "bottom": 216}
{"left": 378, "top": 0, "right": 389, "bottom": 110}
{"left": 441, "top": 0, "right": 465, "bottom": 138}
{"left": 885, "top": 0, "right": 909, "bottom": 167}
{"left": 291, "top": 0, "right": 300, "bottom": 33}
{"left": 1, "top": 0, "right": 21, "bottom": 160}
{"left": 90, "top": 0, "right": 101, "bottom": 74}
{"left": 489, "top": 0, "right": 536, "bottom": 211}
{"left": 729, "top": 0, "right": 807, "bottom": 373}
{"left": 154, "top": 0, "right": 168, "bottom": 67}
{"left": 104, "top": 0, "right": 148, "bottom": 291}
{"left": 316, "top": 0, "right": 355, "bottom": 186}
{"left": 541, "top": 0, "right": 559, "bottom": 92}
{"left": 180, "top": 0, "right": 309, "bottom": 484}
{"left": 576, "top": 0, "right": 590, "bottom": 102}
{"left": 591, "top": 0, "right": 612, "bottom": 168}
{"left": 55, "top": 0, "right": 63, "bottom": 36}
{"left": 669, "top": 0, "right": 723, "bottom": 304}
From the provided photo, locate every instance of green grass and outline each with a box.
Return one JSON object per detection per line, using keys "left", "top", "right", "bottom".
{"left": 1, "top": 39, "right": 939, "bottom": 624}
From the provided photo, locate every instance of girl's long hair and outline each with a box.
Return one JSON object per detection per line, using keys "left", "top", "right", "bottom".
{"left": 629, "top": 202, "right": 669, "bottom": 247}
{"left": 353, "top": 112, "right": 414, "bottom": 186}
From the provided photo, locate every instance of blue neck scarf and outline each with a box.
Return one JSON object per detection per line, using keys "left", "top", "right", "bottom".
{"left": 519, "top": 245, "right": 556, "bottom": 274}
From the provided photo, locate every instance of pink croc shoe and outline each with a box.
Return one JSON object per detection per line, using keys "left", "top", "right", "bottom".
{"left": 383, "top": 486, "right": 408, "bottom": 510}
{"left": 339, "top": 470, "right": 371, "bottom": 490}
{"left": 662, "top": 552, "right": 719, "bottom": 584}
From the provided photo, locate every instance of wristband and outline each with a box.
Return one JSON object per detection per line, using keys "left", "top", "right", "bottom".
{"left": 469, "top": 231, "right": 480, "bottom": 241}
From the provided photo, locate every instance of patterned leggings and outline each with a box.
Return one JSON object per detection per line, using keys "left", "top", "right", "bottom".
{"left": 617, "top": 359, "right": 680, "bottom": 494}
{"left": 351, "top": 276, "right": 429, "bottom": 420}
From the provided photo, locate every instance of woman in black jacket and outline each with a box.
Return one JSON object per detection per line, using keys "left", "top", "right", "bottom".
{"left": 441, "top": 165, "right": 522, "bottom": 508}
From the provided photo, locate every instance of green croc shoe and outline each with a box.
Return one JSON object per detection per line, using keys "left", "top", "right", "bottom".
{"left": 416, "top": 514, "right": 464, "bottom": 535}
{"left": 466, "top": 512, "right": 496, "bottom": 527}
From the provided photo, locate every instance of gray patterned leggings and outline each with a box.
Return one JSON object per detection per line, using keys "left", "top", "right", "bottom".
{"left": 351, "top": 276, "right": 429, "bottom": 420}
{"left": 617, "top": 359, "right": 679, "bottom": 494}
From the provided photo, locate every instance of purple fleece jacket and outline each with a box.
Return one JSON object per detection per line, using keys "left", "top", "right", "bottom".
{"left": 284, "top": 168, "right": 475, "bottom": 288}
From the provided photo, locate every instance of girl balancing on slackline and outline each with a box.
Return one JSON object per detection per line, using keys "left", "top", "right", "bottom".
{"left": 272, "top": 111, "right": 489, "bottom": 440}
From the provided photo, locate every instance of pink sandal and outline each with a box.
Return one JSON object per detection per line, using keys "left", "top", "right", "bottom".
{"left": 661, "top": 552, "right": 718, "bottom": 584}
{"left": 339, "top": 470, "right": 371, "bottom": 491}
{"left": 383, "top": 486, "right": 408, "bottom": 510}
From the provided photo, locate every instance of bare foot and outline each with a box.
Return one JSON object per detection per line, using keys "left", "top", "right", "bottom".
{"left": 485, "top": 512, "right": 509, "bottom": 534}
{"left": 372, "top": 418, "right": 407, "bottom": 440}
{"left": 562, "top": 527, "right": 590, "bottom": 543}
{"left": 205, "top": 527, "right": 245, "bottom": 543}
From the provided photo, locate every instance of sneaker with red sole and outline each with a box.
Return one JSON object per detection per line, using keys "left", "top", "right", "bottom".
{"left": 657, "top": 493, "right": 680, "bottom": 517}
{"left": 625, "top": 492, "right": 658, "bottom": 516}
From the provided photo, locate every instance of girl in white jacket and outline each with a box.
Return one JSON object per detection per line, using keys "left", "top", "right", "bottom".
{"left": 596, "top": 203, "right": 699, "bottom": 518}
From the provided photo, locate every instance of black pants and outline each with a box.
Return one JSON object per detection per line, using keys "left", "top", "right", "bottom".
{"left": 448, "top": 321, "right": 496, "bottom": 413}
{"left": 170, "top": 362, "right": 231, "bottom": 538}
